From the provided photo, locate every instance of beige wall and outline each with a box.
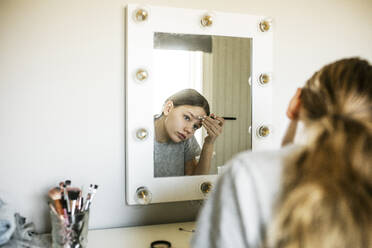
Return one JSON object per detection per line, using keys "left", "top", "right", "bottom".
{"left": 1, "top": 0, "right": 371, "bottom": 232}
{"left": 203, "top": 37, "right": 252, "bottom": 172}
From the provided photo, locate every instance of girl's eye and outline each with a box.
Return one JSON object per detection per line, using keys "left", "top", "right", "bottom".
{"left": 184, "top": 115, "right": 190, "bottom": 121}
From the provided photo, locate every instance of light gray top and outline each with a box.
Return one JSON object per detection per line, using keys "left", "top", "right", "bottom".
{"left": 191, "top": 145, "right": 301, "bottom": 248}
{"left": 154, "top": 136, "right": 201, "bottom": 177}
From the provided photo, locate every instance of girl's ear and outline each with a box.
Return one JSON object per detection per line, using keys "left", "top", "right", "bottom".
{"left": 287, "top": 88, "right": 302, "bottom": 120}
{"left": 163, "top": 100, "right": 174, "bottom": 116}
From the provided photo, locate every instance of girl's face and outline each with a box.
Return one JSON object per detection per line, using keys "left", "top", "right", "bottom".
{"left": 163, "top": 104, "right": 206, "bottom": 143}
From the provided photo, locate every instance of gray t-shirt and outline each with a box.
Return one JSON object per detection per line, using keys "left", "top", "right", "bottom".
{"left": 154, "top": 136, "right": 201, "bottom": 177}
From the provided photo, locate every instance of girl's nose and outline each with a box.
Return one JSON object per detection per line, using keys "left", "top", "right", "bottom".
{"left": 184, "top": 124, "right": 193, "bottom": 134}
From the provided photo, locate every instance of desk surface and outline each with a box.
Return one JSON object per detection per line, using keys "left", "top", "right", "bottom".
{"left": 88, "top": 222, "right": 196, "bottom": 248}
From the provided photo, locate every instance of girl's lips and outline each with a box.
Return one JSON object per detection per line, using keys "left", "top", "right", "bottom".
{"left": 177, "top": 132, "right": 186, "bottom": 140}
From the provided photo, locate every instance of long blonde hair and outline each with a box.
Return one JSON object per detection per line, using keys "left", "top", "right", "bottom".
{"left": 270, "top": 58, "right": 372, "bottom": 248}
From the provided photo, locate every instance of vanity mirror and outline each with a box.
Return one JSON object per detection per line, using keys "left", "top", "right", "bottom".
{"left": 126, "top": 4, "right": 273, "bottom": 205}
{"left": 153, "top": 33, "right": 252, "bottom": 178}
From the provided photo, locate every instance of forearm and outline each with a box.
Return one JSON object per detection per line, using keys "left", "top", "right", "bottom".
{"left": 281, "top": 120, "right": 298, "bottom": 147}
{"left": 193, "top": 141, "right": 214, "bottom": 175}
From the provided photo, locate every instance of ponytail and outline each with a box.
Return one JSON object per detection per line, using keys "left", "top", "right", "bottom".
{"left": 270, "top": 58, "right": 372, "bottom": 248}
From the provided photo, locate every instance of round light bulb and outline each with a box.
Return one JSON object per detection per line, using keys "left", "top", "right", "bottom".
{"left": 135, "top": 187, "right": 152, "bottom": 205}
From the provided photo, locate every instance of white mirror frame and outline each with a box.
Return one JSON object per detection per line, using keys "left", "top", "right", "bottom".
{"left": 125, "top": 4, "right": 273, "bottom": 205}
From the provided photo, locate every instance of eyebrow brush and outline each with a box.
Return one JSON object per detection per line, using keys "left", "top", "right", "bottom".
{"left": 222, "top": 117, "right": 236, "bottom": 120}
{"left": 198, "top": 116, "right": 237, "bottom": 120}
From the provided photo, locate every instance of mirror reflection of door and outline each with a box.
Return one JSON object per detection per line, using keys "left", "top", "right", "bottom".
{"left": 153, "top": 32, "right": 252, "bottom": 177}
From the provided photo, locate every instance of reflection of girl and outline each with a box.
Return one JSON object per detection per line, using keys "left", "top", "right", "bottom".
{"left": 192, "top": 58, "right": 372, "bottom": 247}
{"left": 154, "top": 89, "right": 224, "bottom": 177}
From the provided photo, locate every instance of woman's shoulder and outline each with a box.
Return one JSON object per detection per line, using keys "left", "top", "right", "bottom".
{"left": 223, "top": 144, "right": 303, "bottom": 179}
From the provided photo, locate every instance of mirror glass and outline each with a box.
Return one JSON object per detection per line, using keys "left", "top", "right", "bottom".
{"left": 153, "top": 32, "right": 252, "bottom": 177}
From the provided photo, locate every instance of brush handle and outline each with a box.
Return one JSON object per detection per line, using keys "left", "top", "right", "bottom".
{"left": 63, "top": 208, "right": 69, "bottom": 225}
{"left": 222, "top": 117, "right": 237, "bottom": 120}
{"left": 53, "top": 199, "right": 64, "bottom": 216}
{"left": 49, "top": 203, "right": 58, "bottom": 215}
{"left": 83, "top": 193, "right": 92, "bottom": 211}
{"left": 64, "top": 188, "right": 71, "bottom": 213}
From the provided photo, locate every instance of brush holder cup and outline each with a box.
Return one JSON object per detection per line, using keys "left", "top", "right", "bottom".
{"left": 50, "top": 210, "right": 90, "bottom": 248}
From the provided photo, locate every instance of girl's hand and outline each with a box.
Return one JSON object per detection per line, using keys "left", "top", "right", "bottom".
{"left": 202, "top": 114, "right": 224, "bottom": 144}
{"left": 287, "top": 88, "right": 302, "bottom": 120}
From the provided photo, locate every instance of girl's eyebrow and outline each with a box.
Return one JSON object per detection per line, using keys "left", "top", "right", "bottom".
{"left": 187, "top": 111, "right": 197, "bottom": 119}
{"left": 187, "top": 111, "right": 202, "bottom": 123}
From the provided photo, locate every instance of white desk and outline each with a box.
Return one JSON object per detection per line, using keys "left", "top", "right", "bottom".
{"left": 88, "top": 222, "right": 196, "bottom": 248}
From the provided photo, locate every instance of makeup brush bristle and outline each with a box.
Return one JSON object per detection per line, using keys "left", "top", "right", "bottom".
{"left": 67, "top": 188, "right": 81, "bottom": 200}
{"left": 48, "top": 187, "right": 62, "bottom": 200}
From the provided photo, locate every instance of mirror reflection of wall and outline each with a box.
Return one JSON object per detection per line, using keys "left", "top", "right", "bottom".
{"left": 153, "top": 32, "right": 252, "bottom": 177}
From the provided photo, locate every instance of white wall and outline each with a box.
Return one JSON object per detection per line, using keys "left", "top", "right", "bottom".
{"left": 1, "top": 0, "right": 371, "bottom": 232}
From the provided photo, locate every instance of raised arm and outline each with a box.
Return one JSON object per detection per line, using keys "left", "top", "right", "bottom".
{"left": 188, "top": 114, "right": 224, "bottom": 175}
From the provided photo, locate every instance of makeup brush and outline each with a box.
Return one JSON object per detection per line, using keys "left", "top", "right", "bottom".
{"left": 83, "top": 184, "right": 93, "bottom": 211}
{"left": 59, "top": 182, "right": 65, "bottom": 197}
{"left": 63, "top": 208, "right": 69, "bottom": 225}
{"left": 77, "top": 188, "right": 83, "bottom": 212}
{"left": 65, "top": 180, "right": 71, "bottom": 189}
{"left": 49, "top": 202, "right": 58, "bottom": 216}
{"left": 59, "top": 182, "right": 67, "bottom": 209}
{"left": 84, "top": 184, "right": 98, "bottom": 211}
{"left": 48, "top": 203, "right": 64, "bottom": 221}
{"left": 222, "top": 117, "right": 236, "bottom": 120}
{"left": 64, "top": 180, "right": 71, "bottom": 213}
{"left": 48, "top": 187, "right": 64, "bottom": 216}
{"left": 67, "top": 187, "right": 81, "bottom": 217}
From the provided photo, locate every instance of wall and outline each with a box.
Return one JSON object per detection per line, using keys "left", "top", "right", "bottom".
{"left": 1, "top": 0, "right": 371, "bottom": 232}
